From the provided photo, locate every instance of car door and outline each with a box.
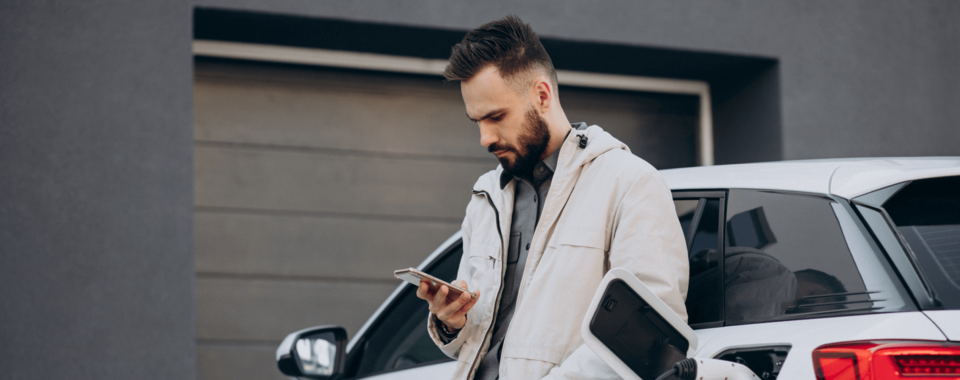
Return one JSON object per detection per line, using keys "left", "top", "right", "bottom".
{"left": 676, "top": 189, "right": 941, "bottom": 380}
{"left": 339, "top": 236, "right": 462, "bottom": 379}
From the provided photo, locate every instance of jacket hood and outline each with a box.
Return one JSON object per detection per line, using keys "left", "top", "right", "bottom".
{"left": 559, "top": 124, "right": 631, "bottom": 174}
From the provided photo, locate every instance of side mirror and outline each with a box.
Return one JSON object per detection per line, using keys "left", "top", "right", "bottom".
{"left": 276, "top": 325, "right": 347, "bottom": 379}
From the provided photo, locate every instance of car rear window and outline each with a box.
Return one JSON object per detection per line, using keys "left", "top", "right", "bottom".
{"left": 720, "top": 190, "right": 876, "bottom": 325}
{"left": 884, "top": 176, "right": 960, "bottom": 309}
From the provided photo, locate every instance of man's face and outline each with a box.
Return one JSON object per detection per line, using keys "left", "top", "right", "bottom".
{"left": 462, "top": 66, "right": 551, "bottom": 178}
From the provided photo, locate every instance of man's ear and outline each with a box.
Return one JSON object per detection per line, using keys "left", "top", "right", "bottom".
{"left": 532, "top": 78, "right": 553, "bottom": 112}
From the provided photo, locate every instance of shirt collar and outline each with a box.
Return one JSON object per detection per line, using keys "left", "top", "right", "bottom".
{"left": 498, "top": 126, "right": 578, "bottom": 189}
{"left": 540, "top": 141, "right": 561, "bottom": 174}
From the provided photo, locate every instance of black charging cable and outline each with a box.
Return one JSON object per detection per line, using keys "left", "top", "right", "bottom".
{"left": 655, "top": 358, "right": 698, "bottom": 380}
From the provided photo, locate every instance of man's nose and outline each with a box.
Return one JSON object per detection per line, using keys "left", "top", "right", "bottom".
{"left": 478, "top": 122, "right": 499, "bottom": 148}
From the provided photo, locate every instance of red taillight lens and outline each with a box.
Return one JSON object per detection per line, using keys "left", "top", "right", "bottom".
{"left": 894, "top": 356, "right": 960, "bottom": 375}
{"left": 813, "top": 341, "right": 960, "bottom": 380}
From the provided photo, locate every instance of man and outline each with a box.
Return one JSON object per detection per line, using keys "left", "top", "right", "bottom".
{"left": 416, "top": 15, "right": 689, "bottom": 380}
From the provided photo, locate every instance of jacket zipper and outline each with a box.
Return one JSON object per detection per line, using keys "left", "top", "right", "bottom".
{"left": 469, "top": 189, "right": 507, "bottom": 380}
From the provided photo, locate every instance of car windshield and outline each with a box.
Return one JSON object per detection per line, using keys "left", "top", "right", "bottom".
{"left": 884, "top": 176, "right": 960, "bottom": 310}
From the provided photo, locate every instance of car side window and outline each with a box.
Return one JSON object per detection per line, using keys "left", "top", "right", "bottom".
{"left": 723, "top": 190, "right": 869, "bottom": 325}
{"left": 350, "top": 244, "right": 461, "bottom": 378}
{"left": 674, "top": 193, "right": 725, "bottom": 327}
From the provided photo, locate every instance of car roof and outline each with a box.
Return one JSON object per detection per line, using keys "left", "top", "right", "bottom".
{"left": 660, "top": 157, "right": 960, "bottom": 199}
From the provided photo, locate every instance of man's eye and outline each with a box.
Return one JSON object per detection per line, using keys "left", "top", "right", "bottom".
{"left": 491, "top": 114, "right": 504, "bottom": 121}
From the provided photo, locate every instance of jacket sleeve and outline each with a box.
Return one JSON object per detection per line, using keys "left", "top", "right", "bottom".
{"left": 426, "top": 199, "right": 479, "bottom": 359}
{"left": 606, "top": 167, "right": 689, "bottom": 321}
{"left": 427, "top": 310, "right": 471, "bottom": 359}
{"left": 541, "top": 168, "right": 690, "bottom": 380}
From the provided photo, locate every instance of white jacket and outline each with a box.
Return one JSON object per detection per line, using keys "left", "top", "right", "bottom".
{"left": 428, "top": 125, "right": 689, "bottom": 380}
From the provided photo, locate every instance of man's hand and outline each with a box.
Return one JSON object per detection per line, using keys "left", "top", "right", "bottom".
{"left": 416, "top": 279, "right": 480, "bottom": 330}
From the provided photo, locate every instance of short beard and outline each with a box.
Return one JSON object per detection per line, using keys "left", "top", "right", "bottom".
{"left": 494, "top": 107, "right": 551, "bottom": 179}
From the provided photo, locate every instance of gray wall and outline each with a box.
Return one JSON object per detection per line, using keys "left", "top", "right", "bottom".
{"left": 2, "top": 0, "right": 958, "bottom": 379}
{"left": 0, "top": 1, "right": 196, "bottom": 379}
{"left": 193, "top": 0, "right": 960, "bottom": 160}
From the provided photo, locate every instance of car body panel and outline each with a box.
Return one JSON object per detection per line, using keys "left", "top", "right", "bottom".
{"left": 852, "top": 201, "right": 940, "bottom": 309}
{"left": 924, "top": 310, "right": 960, "bottom": 340}
{"left": 829, "top": 158, "right": 960, "bottom": 198}
{"left": 359, "top": 361, "right": 456, "bottom": 380}
{"left": 694, "top": 312, "right": 947, "bottom": 380}
{"left": 830, "top": 201, "right": 914, "bottom": 312}
{"left": 662, "top": 160, "right": 843, "bottom": 195}
{"left": 660, "top": 157, "right": 960, "bottom": 199}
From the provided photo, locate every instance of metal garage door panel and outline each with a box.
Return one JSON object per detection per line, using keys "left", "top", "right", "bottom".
{"left": 194, "top": 144, "right": 489, "bottom": 219}
{"left": 195, "top": 60, "right": 491, "bottom": 160}
{"left": 195, "top": 212, "right": 459, "bottom": 280}
{"left": 195, "top": 277, "right": 396, "bottom": 342}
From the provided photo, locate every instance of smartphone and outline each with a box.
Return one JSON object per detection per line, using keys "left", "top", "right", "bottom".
{"left": 394, "top": 268, "right": 477, "bottom": 302}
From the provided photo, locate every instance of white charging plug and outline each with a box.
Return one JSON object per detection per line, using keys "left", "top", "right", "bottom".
{"left": 657, "top": 358, "right": 758, "bottom": 380}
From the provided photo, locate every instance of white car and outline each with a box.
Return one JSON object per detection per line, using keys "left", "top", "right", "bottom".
{"left": 277, "top": 157, "right": 960, "bottom": 380}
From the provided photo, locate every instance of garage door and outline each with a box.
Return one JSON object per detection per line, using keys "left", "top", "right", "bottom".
{"left": 193, "top": 58, "right": 698, "bottom": 380}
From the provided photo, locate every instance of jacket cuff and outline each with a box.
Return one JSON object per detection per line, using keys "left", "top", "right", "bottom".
{"left": 432, "top": 314, "right": 460, "bottom": 343}
{"left": 427, "top": 311, "right": 469, "bottom": 358}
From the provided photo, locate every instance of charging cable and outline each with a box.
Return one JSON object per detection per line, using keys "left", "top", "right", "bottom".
{"left": 655, "top": 358, "right": 698, "bottom": 380}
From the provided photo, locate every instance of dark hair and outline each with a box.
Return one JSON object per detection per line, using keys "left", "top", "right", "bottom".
{"left": 444, "top": 15, "right": 557, "bottom": 90}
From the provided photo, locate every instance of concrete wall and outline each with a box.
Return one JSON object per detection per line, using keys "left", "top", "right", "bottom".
{"left": 0, "top": 1, "right": 196, "bottom": 380}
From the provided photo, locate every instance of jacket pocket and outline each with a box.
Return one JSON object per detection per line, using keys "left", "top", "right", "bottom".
{"left": 466, "top": 242, "right": 499, "bottom": 282}
{"left": 548, "top": 229, "right": 608, "bottom": 252}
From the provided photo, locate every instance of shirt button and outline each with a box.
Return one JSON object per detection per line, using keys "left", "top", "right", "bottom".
{"left": 538, "top": 166, "right": 545, "bottom": 173}
{"left": 526, "top": 243, "right": 531, "bottom": 250}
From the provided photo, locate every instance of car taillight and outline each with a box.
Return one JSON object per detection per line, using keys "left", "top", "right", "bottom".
{"left": 813, "top": 341, "right": 960, "bottom": 380}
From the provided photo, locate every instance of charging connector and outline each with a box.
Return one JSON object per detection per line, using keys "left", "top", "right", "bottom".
{"left": 655, "top": 358, "right": 698, "bottom": 380}
{"left": 655, "top": 358, "right": 758, "bottom": 380}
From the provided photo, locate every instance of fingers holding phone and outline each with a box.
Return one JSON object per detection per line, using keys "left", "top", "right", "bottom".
{"left": 417, "top": 279, "right": 479, "bottom": 330}
{"left": 397, "top": 268, "right": 479, "bottom": 331}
